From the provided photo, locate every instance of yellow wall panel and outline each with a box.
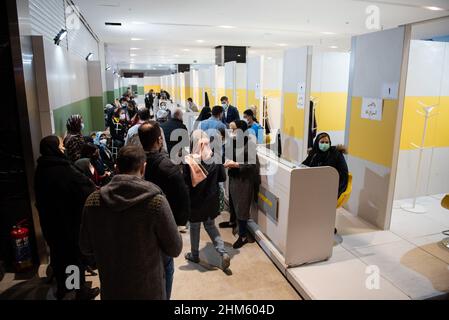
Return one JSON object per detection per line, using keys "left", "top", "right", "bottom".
{"left": 247, "top": 90, "right": 259, "bottom": 110}
{"left": 400, "top": 96, "right": 449, "bottom": 150}
{"left": 348, "top": 97, "right": 399, "bottom": 168}
{"left": 144, "top": 85, "right": 161, "bottom": 93}
{"left": 282, "top": 92, "right": 305, "bottom": 139}
{"left": 311, "top": 92, "right": 348, "bottom": 132}
{"left": 225, "top": 89, "right": 234, "bottom": 105}
{"left": 236, "top": 89, "right": 247, "bottom": 113}
{"left": 264, "top": 89, "right": 282, "bottom": 99}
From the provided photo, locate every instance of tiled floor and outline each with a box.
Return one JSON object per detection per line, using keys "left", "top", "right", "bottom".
{"left": 0, "top": 212, "right": 300, "bottom": 300}
{"left": 285, "top": 196, "right": 449, "bottom": 300}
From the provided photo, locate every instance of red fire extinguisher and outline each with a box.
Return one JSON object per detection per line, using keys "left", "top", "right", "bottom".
{"left": 11, "top": 219, "right": 33, "bottom": 272}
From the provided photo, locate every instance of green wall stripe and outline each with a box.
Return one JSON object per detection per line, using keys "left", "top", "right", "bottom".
{"left": 53, "top": 96, "right": 105, "bottom": 137}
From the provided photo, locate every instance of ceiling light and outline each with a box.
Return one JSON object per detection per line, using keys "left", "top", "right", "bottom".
{"left": 321, "top": 31, "right": 336, "bottom": 35}
{"left": 182, "top": 49, "right": 190, "bottom": 52}
{"left": 85, "top": 52, "right": 94, "bottom": 61}
{"left": 53, "top": 29, "right": 67, "bottom": 45}
{"left": 267, "top": 57, "right": 273, "bottom": 60}
{"left": 131, "top": 38, "right": 143, "bottom": 41}
{"left": 329, "top": 46, "right": 338, "bottom": 49}
{"left": 196, "top": 40, "right": 205, "bottom": 43}
{"left": 132, "top": 21, "right": 147, "bottom": 25}
{"left": 174, "top": 54, "right": 180, "bottom": 57}
{"left": 218, "top": 25, "right": 236, "bottom": 29}
{"left": 130, "top": 47, "right": 140, "bottom": 50}
{"left": 130, "top": 54, "right": 137, "bottom": 57}
{"left": 278, "top": 43, "right": 288, "bottom": 47}
{"left": 424, "top": 6, "right": 444, "bottom": 11}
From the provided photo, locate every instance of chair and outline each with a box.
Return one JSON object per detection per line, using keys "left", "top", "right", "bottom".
{"left": 441, "top": 195, "right": 449, "bottom": 250}
{"left": 335, "top": 173, "right": 353, "bottom": 234}
{"left": 337, "top": 173, "right": 353, "bottom": 209}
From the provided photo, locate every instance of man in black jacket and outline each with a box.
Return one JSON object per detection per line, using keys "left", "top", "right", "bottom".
{"left": 160, "top": 108, "right": 188, "bottom": 157}
{"left": 138, "top": 121, "right": 190, "bottom": 300}
{"left": 221, "top": 96, "right": 240, "bottom": 126}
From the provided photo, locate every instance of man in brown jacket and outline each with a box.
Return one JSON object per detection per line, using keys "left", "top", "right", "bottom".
{"left": 80, "top": 146, "right": 182, "bottom": 300}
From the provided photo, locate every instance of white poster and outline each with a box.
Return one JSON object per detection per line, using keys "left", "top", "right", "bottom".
{"left": 361, "top": 98, "right": 383, "bottom": 121}
{"left": 297, "top": 82, "right": 306, "bottom": 109}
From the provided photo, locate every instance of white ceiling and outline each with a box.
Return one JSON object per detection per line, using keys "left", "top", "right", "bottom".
{"left": 73, "top": 0, "right": 449, "bottom": 69}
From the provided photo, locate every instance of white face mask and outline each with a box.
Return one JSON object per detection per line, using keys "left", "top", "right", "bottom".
{"left": 100, "top": 139, "right": 107, "bottom": 145}
{"left": 120, "top": 114, "right": 126, "bottom": 121}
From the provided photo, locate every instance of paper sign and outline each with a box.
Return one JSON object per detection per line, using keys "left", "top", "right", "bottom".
{"left": 361, "top": 98, "right": 383, "bottom": 121}
{"left": 297, "top": 82, "right": 306, "bottom": 109}
{"left": 382, "top": 82, "right": 399, "bottom": 99}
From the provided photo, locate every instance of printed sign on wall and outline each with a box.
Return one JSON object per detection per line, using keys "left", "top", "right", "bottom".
{"left": 257, "top": 186, "right": 279, "bottom": 223}
{"left": 297, "top": 82, "right": 306, "bottom": 109}
{"left": 361, "top": 98, "right": 383, "bottom": 121}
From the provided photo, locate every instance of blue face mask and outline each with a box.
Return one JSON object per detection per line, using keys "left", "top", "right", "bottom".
{"left": 319, "top": 142, "right": 330, "bottom": 152}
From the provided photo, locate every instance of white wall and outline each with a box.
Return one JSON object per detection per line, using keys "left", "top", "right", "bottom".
{"left": 263, "top": 57, "right": 283, "bottom": 135}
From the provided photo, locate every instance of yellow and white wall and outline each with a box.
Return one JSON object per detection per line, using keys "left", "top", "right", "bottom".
{"left": 263, "top": 57, "right": 283, "bottom": 135}
{"left": 225, "top": 61, "right": 247, "bottom": 112}
{"left": 144, "top": 76, "right": 161, "bottom": 94}
{"left": 395, "top": 40, "right": 449, "bottom": 199}
{"left": 247, "top": 56, "right": 263, "bottom": 119}
{"left": 311, "top": 50, "right": 350, "bottom": 146}
{"left": 345, "top": 27, "right": 409, "bottom": 229}
{"left": 198, "top": 67, "right": 211, "bottom": 107}
{"left": 189, "top": 70, "right": 200, "bottom": 107}
{"left": 209, "top": 65, "right": 225, "bottom": 106}
{"left": 281, "top": 47, "right": 312, "bottom": 163}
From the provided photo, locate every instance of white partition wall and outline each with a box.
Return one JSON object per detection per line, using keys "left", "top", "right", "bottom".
{"left": 225, "top": 61, "right": 247, "bottom": 112}
{"left": 263, "top": 57, "right": 283, "bottom": 136}
{"left": 184, "top": 71, "right": 190, "bottom": 105}
{"left": 247, "top": 56, "right": 264, "bottom": 120}
{"left": 198, "top": 67, "right": 211, "bottom": 107}
{"left": 189, "top": 70, "right": 200, "bottom": 108}
{"left": 395, "top": 40, "right": 449, "bottom": 199}
{"left": 311, "top": 50, "right": 350, "bottom": 146}
{"left": 345, "top": 27, "right": 411, "bottom": 229}
{"left": 281, "top": 47, "right": 312, "bottom": 163}
{"left": 225, "top": 61, "right": 236, "bottom": 106}
{"left": 169, "top": 74, "right": 176, "bottom": 103}
{"left": 209, "top": 65, "right": 226, "bottom": 106}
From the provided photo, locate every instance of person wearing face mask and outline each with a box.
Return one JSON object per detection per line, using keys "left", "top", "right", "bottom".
{"left": 139, "top": 121, "right": 190, "bottom": 300}
{"left": 109, "top": 108, "right": 128, "bottom": 150}
{"left": 243, "top": 109, "right": 264, "bottom": 144}
{"left": 302, "top": 132, "right": 349, "bottom": 198}
{"left": 220, "top": 96, "right": 240, "bottom": 126}
{"left": 80, "top": 146, "right": 182, "bottom": 300}
{"left": 76, "top": 143, "right": 112, "bottom": 187}
{"left": 94, "top": 132, "right": 114, "bottom": 171}
{"left": 183, "top": 130, "right": 230, "bottom": 271}
{"left": 34, "top": 135, "right": 99, "bottom": 300}
{"left": 64, "top": 114, "right": 86, "bottom": 163}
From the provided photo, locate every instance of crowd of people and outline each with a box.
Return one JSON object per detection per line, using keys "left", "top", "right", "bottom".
{"left": 33, "top": 88, "right": 348, "bottom": 300}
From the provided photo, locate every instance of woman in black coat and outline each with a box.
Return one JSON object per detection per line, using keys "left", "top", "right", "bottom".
{"left": 302, "top": 132, "right": 349, "bottom": 197}
{"left": 183, "top": 130, "right": 230, "bottom": 271}
{"left": 34, "top": 135, "right": 99, "bottom": 300}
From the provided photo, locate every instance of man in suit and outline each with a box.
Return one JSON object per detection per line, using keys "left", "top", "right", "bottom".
{"left": 220, "top": 96, "right": 240, "bottom": 127}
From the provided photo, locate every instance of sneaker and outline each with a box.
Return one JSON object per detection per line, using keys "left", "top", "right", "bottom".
{"left": 221, "top": 253, "right": 231, "bottom": 270}
{"left": 185, "top": 252, "right": 200, "bottom": 263}
{"left": 233, "top": 237, "right": 249, "bottom": 249}
{"left": 219, "top": 221, "right": 236, "bottom": 229}
{"left": 75, "top": 287, "right": 100, "bottom": 300}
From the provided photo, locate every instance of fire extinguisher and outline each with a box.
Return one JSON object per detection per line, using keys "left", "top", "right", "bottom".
{"left": 11, "top": 219, "right": 33, "bottom": 272}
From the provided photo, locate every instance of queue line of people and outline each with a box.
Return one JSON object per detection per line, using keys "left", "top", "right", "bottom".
{"left": 33, "top": 88, "right": 348, "bottom": 300}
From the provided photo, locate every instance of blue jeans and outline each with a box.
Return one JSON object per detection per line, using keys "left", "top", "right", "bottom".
{"left": 190, "top": 218, "right": 227, "bottom": 259}
{"left": 163, "top": 255, "right": 174, "bottom": 300}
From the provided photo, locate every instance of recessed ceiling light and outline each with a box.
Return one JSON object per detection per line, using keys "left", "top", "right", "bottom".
{"left": 131, "top": 38, "right": 143, "bottom": 41}
{"left": 196, "top": 40, "right": 205, "bottom": 43}
{"left": 218, "top": 25, "right": 236, "bottom": 29}
{"left": 174, "top": 54, "right": 180, "bottom": 57}
{"left": 182, "top": 49, "right": 190, "bottom": 52}
{"left": 278, "top": 43, "right": 288, "bottom": 47}
{"left": 130, "top": 47, "right": 140, "bottom": 50}
{"left": 130, "top": 54, "right": 137, "bottom": 57}
{"left": 267, "top": 57, "right": 273, "bottom": 60}
{"left": 329, "top": 46, "right": 338, "bottom": 49}
{"left": 424, "top": 6, "right": 444, "bottom": 11}
{"left": 321, "top": 31, "right": 336, "bottom": 35}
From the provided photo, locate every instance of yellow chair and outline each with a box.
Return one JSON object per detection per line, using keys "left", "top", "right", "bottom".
{"left": 337, "top": 173, "right": 353, "bottom": 209}
{"left": 442, "top": 194, "right": 449, "bottom": 210}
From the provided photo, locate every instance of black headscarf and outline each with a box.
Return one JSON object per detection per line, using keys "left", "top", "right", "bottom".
{"left": 307, "top": 132, "right": 333, "bottom": 166}
{"left": 39, "top": 135, "right": 64, "bottom": 158}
